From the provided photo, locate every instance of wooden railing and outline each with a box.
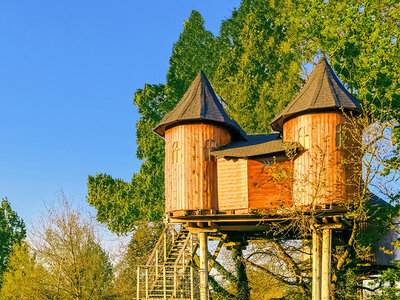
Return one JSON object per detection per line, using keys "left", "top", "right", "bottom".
{"left": 146, "top": 224, "right": 177, "bottom": 269}
{"left": 136, "top": 265, "right": 200, "bottom": 300}
{"left": 136, "top": 225, "right": 225, "bottom": 299}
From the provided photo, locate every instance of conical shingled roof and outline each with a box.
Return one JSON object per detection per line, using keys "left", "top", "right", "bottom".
{"left": 270, "top": 58, "right": 362, "bottom": 132}
{"left": 154, "top": 71, "right": 247, "bottom": 139}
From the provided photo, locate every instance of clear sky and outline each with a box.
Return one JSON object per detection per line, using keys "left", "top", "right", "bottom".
{"left": 0, "top": 0, "right": 241, "bottom": 228}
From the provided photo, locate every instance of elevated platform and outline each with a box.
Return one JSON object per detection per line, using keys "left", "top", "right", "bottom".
{"left": 166, "top": 207, "right": 347, "bottom": 236}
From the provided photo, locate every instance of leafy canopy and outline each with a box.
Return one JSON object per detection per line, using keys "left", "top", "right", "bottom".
{"left": 0, "top": 198, "right": 25, "bottom": 287}
{"left": 87, "top": 11, "right": 221, "bottom": 234}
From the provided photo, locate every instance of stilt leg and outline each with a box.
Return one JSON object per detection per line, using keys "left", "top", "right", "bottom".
{"left": 321, "top": 229, "right": 332, "bottom": 300}
{"left": 199, "top": 232, "right": 209, "bottom": 300}
{"left": 312, "top": 230, "right": 322, "bottom": 300}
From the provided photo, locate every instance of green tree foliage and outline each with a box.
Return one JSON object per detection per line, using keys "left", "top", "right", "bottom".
{"left": 0, "top": 242, "right": 51, "bottom": 299}
{"left": 166, "top": 10, "right": 221, "bottom": 104}
{"left": 87, "top": 11, "right": 220, "bottom": 234}
{"left": 0, "top": 198, "right": 26, "bottom": 287}
{"left": 213, "top": 0, "right": 305, "bottom": 134}
{"left": 0, "top": 197, "right": 113, "bottom": 299}
{"left": 86, "top": 1, "right": 400, "bottom": 297}
{"left": 36, "top": 202, "right": 113, "bottom": 298}
{"left": 314, "top": 0, "right": 400, "bottom": 118}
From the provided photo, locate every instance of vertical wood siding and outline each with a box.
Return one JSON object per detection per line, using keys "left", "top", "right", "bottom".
{"left": 283, "top": 112, "right": 360, "bottom": 207}
{"left": 164, "top": 124, "right": 231, "bottom": 213}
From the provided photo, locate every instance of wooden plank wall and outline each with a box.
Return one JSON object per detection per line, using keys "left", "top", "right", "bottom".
{"left": 283, "top": 112, "right": 352, "bottom": 207}
{"left": 247, "top": 160, "right": 293, "bottom": 210}
{"left": 164, "top": 124, "right": 231, "bottom": 213}
{"left": 217, "top": 158, "right": 249, "bottom": 210}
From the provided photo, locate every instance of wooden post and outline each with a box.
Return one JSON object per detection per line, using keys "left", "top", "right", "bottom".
{"left": 190, "top": 233, "right": 194, "bottom": 300}
{"left": 173, "top": 266, "right": 177, "bottom": 298}
{"left": 321, "top": 229, "right": 332, "bottom": 300}
{"left": 164, "top": 233, "right": 167, "bottom": 260}
{"left": 199, "top": 232, "right": 209, "bottom": 300}
{"left": 156, "top": 249, "right": 159, "bottom": 275}
{"left": 182, "top": 247, "right": 185, "bottom": 267}
{"left": 137, "top": 266, "right": 140, "bottom": 300}
{"left": 190, "top": 265, "right": 194, "bottom": 300}
{"left": 163, "top": 266, "right": 167, "bottom": 299}
{"left": 312, "top": 230, "right": 322, "bottom": 300}
{"left": 145, "top": 267, "right": 149, "bottom": 299}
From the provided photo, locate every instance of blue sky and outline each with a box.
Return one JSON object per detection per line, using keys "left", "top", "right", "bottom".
{"left": 0, "top": 0, "right": 241, "bottom": 227}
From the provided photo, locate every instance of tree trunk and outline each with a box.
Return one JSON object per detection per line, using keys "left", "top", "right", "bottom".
{"left": 232, "top": 246, "right": 250, "bottom": 300}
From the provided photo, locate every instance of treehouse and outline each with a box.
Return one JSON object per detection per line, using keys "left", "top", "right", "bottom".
{"left": 154, "top": 58, "right": 363, "bottom": 220}
{"left": 142, "top": 58, "right": 397, "bottom": 300}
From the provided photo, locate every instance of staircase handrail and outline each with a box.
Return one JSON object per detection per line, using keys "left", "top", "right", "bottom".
{"left": 146, "top": 224, "right": 176, "bottom": 266}
{"left": 173, "top": 232, "right": 192, "bottom": 266}
{"left": 146, "top": 226, "right": 167, "bottom": 266}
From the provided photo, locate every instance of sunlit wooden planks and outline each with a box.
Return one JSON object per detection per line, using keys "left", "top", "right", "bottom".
{"left": 283, "top": 112, "right": 358, "bottom": 207}
{"left": 217, "top": 158, "right": 248, "bottom": 210}
{"left": 164, "top": 123, "right": 231, "bottom": 213}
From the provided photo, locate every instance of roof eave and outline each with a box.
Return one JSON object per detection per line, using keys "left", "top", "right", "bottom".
{"left": 270, "top": 106, "right": 363, "bottom": 132}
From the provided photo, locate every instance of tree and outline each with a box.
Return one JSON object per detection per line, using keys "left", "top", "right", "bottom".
{"left": 166, "top": 10, "right": 221, "bottom": 104}
{"left": 213, "top": 0, "right": 306, "bottom": 134}
{"left": 0, "top": 198, "right": 26, "bottom": 287}
{"left": 87, "top": 10, "right": 221, "bottom": 234}
{"left": 86, "top": 1, "right": 400, "bottom": 297}
{"left": 237, "top": 108, "right": 400, "bottom": 299}
{"left": 0, "top": 242, "right": 51, "bottom": 299}
{"left": 29, "top": 195, "right": 114, "bottom": 299}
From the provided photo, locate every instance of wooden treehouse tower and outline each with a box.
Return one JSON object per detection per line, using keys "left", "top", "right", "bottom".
{"left": 134, "top": 58, "right": 393, "bottom": 300}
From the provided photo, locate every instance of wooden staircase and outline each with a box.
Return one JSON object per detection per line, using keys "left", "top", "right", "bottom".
{"left": 136, "top": 224, "right": 200, "bottom": 299}
{"left": 135, "top": 224, "right": 227, "bottom": 299}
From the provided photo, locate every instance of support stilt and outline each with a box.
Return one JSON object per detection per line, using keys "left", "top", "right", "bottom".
{"left": 312, "top": 230, "right": 322, "bottom": 300}
{"left": 321, "top": 229, "right": 332, "bottom": 300}
{"left": 199, "top": 232, "right": 209, "bottom": 300}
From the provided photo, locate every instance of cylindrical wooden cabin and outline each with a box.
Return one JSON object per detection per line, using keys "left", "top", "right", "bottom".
{"left": 271, "top": 57, "right": 363, "bottom": 209}
{"left": 283, "top": 112, "right": 361, "bottom": 207}
{"left": 164, "top": 124, "right": 231, "bottom": 212}
{"left": 154, "top": 71, "right": 246, "bottom": 215}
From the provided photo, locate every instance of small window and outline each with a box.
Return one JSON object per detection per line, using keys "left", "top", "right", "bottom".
{"left": 336, "top": 124, "right": 344, "bottom": 148}
{"left": 172, "top": 142, "right": 180, "bottom": 163}
{"left": 298, "top": 127, "right": 310, "bottom": 148}
{"left": 204, "top": 140, "right": 216, "bottom": 161}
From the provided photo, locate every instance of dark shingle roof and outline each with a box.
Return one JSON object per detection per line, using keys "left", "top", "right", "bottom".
{"left": 211, "top": 133, "right": 299, "bottom": 159}
{"left": 154, "top": 71, "right": 247, "bottom": 139}
{"left": 271, "top": 58, "right": 362, "bottom": 132}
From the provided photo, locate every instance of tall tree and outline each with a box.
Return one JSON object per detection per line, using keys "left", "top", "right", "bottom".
{"left": 213, "top": 0, "right": 306, "bottom": 134}
{"left": 0, "top": 198, "right": 25, "bottom": 287}
{"left": 87, "top": 1, "right": 400, "bottom": 297}
{"left": 166, "top": 10, "right": 221, "bottom": 104}
{"left": 29, "top": 197, "right": 114, "bottom": 299}
{"left": 0, "top": 242, "right": 51, "bottom": 299}
{"left": 87, "top": 10, "right": 220, "bottom": 234}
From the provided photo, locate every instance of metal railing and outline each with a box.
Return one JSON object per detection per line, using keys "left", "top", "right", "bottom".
{"left": 146, "top": 224, "right": 177, "bottom": 269}
{"left": 136, "top": 265, "right": 200, "bottom": 299}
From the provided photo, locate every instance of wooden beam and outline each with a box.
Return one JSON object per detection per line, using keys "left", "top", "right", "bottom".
{"left": 321, "top": 229, "right": 332, "bottom": 300}
{"left": 312, "top": 230, "right": 322, "bottom": 300}
{"left": 316, "top": 223, "right": 343, "bottom": 230}
{"left": 136, "top": 266, "right": 140, "bottom": 300}
{"left": 199, "top": 232, "right": 209, "bottom": 300}
{"left": 188, "top": 227, "right": 218, "bottom": 233}
{"left": 214, "top": 225, "right": 269, "bottom": 232}
{"left": 208, "top": 239, "right": 224, "bottom": 272}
